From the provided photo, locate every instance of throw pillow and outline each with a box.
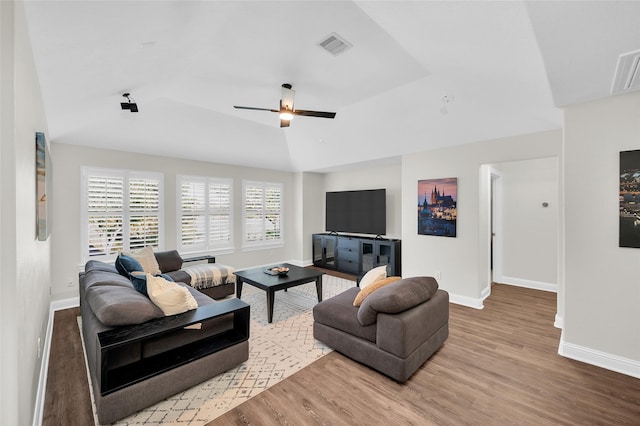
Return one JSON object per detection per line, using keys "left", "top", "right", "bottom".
{"left": 115, "top": 253, "right": 144, "bottom": 277}
{"left": 353, "top": 276, "right": 401, "bottom": 307}
{"left": 146, "top": 273, "right": 198, "bottom": 316}
{"left": 123, "top": 246, "right": 161, "bottom": 275}
{"left": 130, "top": 271, "right": 175, "bottom": 296}
{"left": 359, "top": 265, "right": 387, "bottom": 289}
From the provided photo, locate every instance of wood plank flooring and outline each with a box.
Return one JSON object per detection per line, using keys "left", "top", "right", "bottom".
{"left": 43, "top": 283, "right": 640, "bottom": 426}
{"left": 213, "top": 284, "right": 640, "bottom": 425}
{"left": 42, "top": 306, "right": 93, "bottom": 426}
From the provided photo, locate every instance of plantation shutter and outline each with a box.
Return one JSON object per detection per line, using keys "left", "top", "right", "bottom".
{"left": 264, "top": 185, "right": 281, "bottom": 240}
{"left": 209, "top": 180, "right": 232, "bottom": 247}
{"left": 87, "top": 174, "right": 124, "bottom": 257}
{"left": 180, "top": 178, "right": 207, "bottom": 250}
{"left": 129, "top": 176, "right": 161, "bottom": 251}
{"left": 244, "top": 184, "right": 264, "bottom": 243}
{"left": 178, "top": 176, "right": 233, "bottom": 253}
{"left": 243, "top": 181, "right": 283, "bottom": 246}
{"left": 83, "top": 167, "right": 163, "bottom": 261}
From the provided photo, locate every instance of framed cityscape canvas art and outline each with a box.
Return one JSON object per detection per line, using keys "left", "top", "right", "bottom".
{"left": 619, "top": 149, "right": 640, "bottom": 248}
{"left": 418, "top": 177, "right": 457, "bottom": 237}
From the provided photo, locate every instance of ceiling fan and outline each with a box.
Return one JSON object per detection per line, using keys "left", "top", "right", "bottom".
{"left": 234, "top": 83, "right": 336, "bottom": 128}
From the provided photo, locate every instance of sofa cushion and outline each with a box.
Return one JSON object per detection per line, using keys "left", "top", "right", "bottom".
{"left": 353, "top": 276, "right": 401, "bottom": 307}
{"left": 114, "top": 254, "right": 144, "bottom": 277}
{"left": 313, "top": 287, "right": 377, "bottom": 343}
{"left": 83, "top": 268, "right": 133, "bottom": 292}
{"left": 357, "top": 276, "right": 439, "bottom": 326}
{"left": 85, "top": 278, "right": 164, "bottom": 326}
{"left": 147, "top": 274, "right": 198, "bottom": 316}
{"left": 359, "top": 265, "right": 387, "bottom": 289}
{"left": 85, "top": 260, "right": 119, "bottom": 275}
{"left": 154, "top": 250, "right": 184, "bottom": 273}
{"left": 123, "top": 246, "right": 161, "bottom": 275}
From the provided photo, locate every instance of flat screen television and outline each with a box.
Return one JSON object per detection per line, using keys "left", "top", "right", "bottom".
{"left": 326, "top": 189, "right": 386, "bottom": 235}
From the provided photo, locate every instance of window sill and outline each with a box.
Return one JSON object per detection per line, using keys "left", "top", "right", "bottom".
{"left": 241, "top": 242, "right": 285, "bottom": 252}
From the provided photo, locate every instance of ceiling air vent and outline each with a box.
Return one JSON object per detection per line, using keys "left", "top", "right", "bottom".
{"left": 611, "top": 49, "right": 640, "bottom": 95}
{"left": 319, "top": 33, "right": 352, "bottom": 56}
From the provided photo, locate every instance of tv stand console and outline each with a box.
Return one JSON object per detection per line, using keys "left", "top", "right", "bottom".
{"left": 312, "top": 233, "right": 401, "bottom": 277}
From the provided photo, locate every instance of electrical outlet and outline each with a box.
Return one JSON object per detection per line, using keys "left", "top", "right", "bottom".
{"left": 435, "top": 271, "right": 442, "bottom": 280}
{"left": 66, "top": 279, "right": 74, "bottom": 288}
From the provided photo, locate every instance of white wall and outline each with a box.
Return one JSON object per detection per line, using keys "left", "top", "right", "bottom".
{"left": 300, "top": 172, "right": 325, "bottom": 264}
{"left": 1, "top": 2, "right": 52, "bottom": 425}
{"left": 493, "top": 157, "right": 559, "bottom": 290}
{"left": 561, "top": 91, "right": 640, "bottom": 375}
{"left": 322, "top": 162, "right": 402, "bottom": 239}
{"left": 401, "top": 130, "right": 562, "bottom": 308}
{"left": 51, "top": 143, "right": 301, "bottom": 299}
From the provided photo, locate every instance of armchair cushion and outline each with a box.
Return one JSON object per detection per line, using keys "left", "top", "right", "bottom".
{"left": 353, "top": 276, "right": 401, "bottom": 307}
{"left": 312, "top": 287, "right": 377, "bottom": 343}
{"left": 357, "top": 276, "right": 439, "bottom": 326}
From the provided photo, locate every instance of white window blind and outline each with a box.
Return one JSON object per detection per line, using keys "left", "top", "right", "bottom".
{"left": 82, "top": 168, "right": 163, "bottom": 261}
{"left": 243, "top": 180, "right": 283, "bottom": 248}
{"left": 178, "top": 175, "right": 233, "bottom": 253}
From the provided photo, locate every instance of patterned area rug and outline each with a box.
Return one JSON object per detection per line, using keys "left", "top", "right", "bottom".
{"left": 82, "top": 274, "right": 354, "bottom": 425}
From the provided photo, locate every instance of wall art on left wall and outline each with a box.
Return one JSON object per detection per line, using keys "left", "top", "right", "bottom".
{"left": 36, "top": 132, "right": 48, "bottom": 241}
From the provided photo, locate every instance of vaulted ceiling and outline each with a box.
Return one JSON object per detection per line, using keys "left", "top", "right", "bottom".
{"left": 23, "top": 1, "right": 640, "bottom": 172}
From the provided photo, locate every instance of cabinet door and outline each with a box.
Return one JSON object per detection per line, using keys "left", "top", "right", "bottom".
{"left": 313, "top": 236, "right": 323, "bottom": 264}
{"left": 325, "top": 236, "right": 337, "bottom": 267}
{"left": 375, "top": 241, "right": 400, "bottom": 276}
{"left": 361, "top": 241, "right": 375, "bottom": 272}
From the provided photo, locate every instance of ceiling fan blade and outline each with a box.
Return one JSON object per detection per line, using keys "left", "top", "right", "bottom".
{"left": 293, "top": 109, "right": 336, "bottom": 119}
{"left": 233, "top": 106, "right": 278, "bottom": 113}
{"left": 280, "top": 119, "right": 291, "bottom": 128}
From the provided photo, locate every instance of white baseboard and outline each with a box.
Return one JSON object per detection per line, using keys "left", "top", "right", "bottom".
{"left": 33, "top": 297, "right": 80, "bottom": 426}
{"left": 480, "top": 285, "right": 491, "bottom": 301}
{"left": 554, "top": 313, "right": 564, "bottom": 329}
{"left": 286, "top": 259, "right": 313, "bottom": 267}
{"left": 448, "top": 292, "right": 484, "bottom": 309}
{"left": 499, "top": 276, "right": 557, "bottom": 293}
{"left": 558, "top": 332, "right": 640, "bottom": 379}
{"left": 51, "top": 296, "right": 79, "bottom": 311}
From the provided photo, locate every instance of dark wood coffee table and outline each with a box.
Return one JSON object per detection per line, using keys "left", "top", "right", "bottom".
{"left": 235, "top": 263, "right": 324, "bottom": 323}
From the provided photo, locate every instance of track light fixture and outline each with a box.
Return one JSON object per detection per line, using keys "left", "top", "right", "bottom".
{"left": 120, "top": 93, "right": 138, "bottom": 112}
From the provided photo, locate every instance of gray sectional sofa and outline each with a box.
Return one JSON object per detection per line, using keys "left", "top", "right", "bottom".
{"left": 80, "top": 256, "right": 249, "bottom": 424}
{"left": 313, "top": 276, "right": 449, "bottom": 382}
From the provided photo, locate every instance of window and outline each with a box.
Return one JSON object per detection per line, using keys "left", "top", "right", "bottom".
{"left": 242, "top": 180, "right": 283, "bottom": 248}
{"left": 178, "top": 175, "right": 233, "bottom": 253}
{"left": 82, "top": 167, "right": 163, "bottom": 261}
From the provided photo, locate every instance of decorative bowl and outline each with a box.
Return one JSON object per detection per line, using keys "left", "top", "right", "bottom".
{"left": 270, "top": 266, "right": 289, "bottom": 276}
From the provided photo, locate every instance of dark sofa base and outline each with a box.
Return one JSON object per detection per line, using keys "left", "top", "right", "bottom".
{"left": 313, "top": 321, "right": 448, "bottom": 382}
{"left": 198, "top": 282, "right": 235, "bottom": 300}
{"left": 94, "top": 340, "right": 249, "bottom": 424}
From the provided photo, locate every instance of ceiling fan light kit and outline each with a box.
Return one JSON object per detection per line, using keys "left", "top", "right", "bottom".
{"left": 279, "top": 111, "right": 294, "bottom": 121}
{"left": 234, "top": 83, "right": 336, "bottom": 128}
